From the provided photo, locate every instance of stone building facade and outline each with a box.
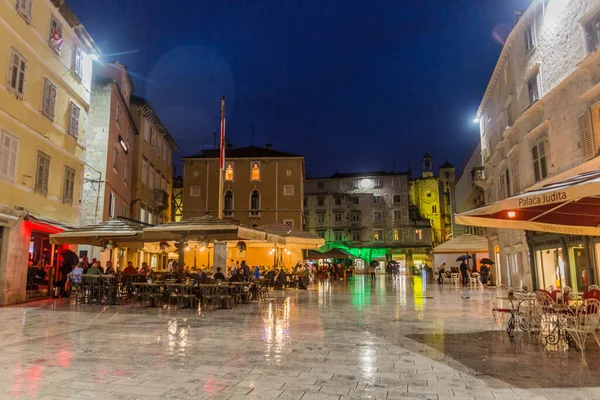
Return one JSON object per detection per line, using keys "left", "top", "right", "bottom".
{"left": 0, "top": 0, "right": 99, "bottom": 304}
{"left": 454, "top": 142, "right": 485, "bottom": 237}
{"left": 475, "top": 0, "right": 600, "bottom": 289}
{"left": 182, "top": 145, "right": 304, "bottom": 229}
{"left": 304, "top": 171, "right": 433, "bottom": 269}
{"left": 129, "top": 95, "right": 177, "bottom": 227}
{"left": 81, "top": 62, "right": 137, "bottom": 227}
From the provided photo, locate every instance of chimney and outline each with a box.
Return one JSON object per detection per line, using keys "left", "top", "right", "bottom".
{"left": 226, "top": 143, "right": 233, "bottom": 150}
{"left": 265, "top": 143, "right": 272, "bottom": 150}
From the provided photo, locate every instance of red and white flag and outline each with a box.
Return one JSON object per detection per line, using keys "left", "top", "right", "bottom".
{"left": 219, "top": 96, "right": 226, "bottom": 171}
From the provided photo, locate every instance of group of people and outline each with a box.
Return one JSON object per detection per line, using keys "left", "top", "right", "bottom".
{"left": 437, "top": 261, "right": 491, "bottom": 286}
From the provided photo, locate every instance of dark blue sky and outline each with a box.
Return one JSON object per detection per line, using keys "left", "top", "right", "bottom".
{"left": 70, "top": 0, "right": 530, "bottom": 178}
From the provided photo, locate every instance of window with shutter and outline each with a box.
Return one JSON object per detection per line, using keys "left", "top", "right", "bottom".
{"left": 124, "top": 160, "right": 128, "bottom": 185}
{"left": 8, "top": 48, "right": 27, "bottom": 97}
{"left": 578, "top": 111, "right": 595, "bottom": 160}
{"left": 532, "top": 139, "right": 549, "bottom": 183}
{"left": 62, "top": 166, "right": 75, "bottom": 204}
{"left": 144, "top": 123, "right": 150, "bottom": 142}
{"left": 510, "top": 159, "right": 520, "bottom": 195}
{"left": 524, "top": 23, "right": 535, "bottom": 53}
{"left": 148, "top": 166, "right": 154, "bottom": 189}
{"left": 142, "top": 158, "right": 148, "bottom": 185}
{"left": 113, "top": 147, "right": 119, "bottom": 171}
{"left": 527, "top": 73, "right": 540, "bottom": 105}
{"left": 16, "top": 0, "right": 33, "bottom": 21}
{"left": 73, "top": 46, "right": 83, "bottom": 78}
{"left": 48, "top": 16, "right": 63, "bottom": 54}
{"left": 69, "top": 102, "right": 80, "bottom": 137}
{"left": 35, "top": 151, "right": 50, "bottom": 195}
{"left": 0, "top": 131, "right": 19, "bottom": 182}
{"left": 585, "top": 12, "right": 600, "bottom": 54}
{"left": 41, "top": 78, "right": 57, "bottom": 121}
{"left": 116, "top": 104, "right": 121, "bottom": 127}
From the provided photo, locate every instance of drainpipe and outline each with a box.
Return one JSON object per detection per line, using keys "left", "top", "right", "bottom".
{"left": 85, "top": 163, "right": 103, "bottom": 224}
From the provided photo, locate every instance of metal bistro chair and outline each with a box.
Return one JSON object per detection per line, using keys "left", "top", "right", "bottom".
{"left": 470, "top": 272, "right": 480, "bottom": 285}
{"left": 562, "top": 298, "right": 600, "bottom": 352}
{"left": 450, "top": 273, "right": 460, "bottom": 285}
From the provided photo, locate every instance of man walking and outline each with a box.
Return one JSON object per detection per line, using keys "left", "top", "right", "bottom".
{"left": 459, "top": 261, "right": 469, "bottom": 286}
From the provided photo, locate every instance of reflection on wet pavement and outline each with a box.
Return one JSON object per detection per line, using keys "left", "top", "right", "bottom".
{"left": 0, "top": 275, "right": 598, "bottom": 399}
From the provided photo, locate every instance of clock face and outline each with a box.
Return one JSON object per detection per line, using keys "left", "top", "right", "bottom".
{"left": 421, "top": 188, "right": 437, "bottom": 203}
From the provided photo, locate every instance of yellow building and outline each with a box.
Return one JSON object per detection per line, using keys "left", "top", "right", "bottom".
{"left": 0, "top": 0, "right": 99, "bottom": 304}
{"left": 409, "top": 154, "right": 455, "bottom": 247}
{"left": 182, "top": 145, "right": 305, "bottom": 229}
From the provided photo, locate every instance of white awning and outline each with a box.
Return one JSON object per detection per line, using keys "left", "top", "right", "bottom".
{"left": 433, "top": 234, "right": 489, "bottom": 254}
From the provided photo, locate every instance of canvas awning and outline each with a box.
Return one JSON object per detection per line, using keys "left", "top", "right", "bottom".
{"left": 433, "top": 234, "right": 489, "bottom": 254}
{"left": 143, "top": 215, "right": 267, "bottom": 242}
{"left": 50, "top": 218, "right": 148, "bottom": 246}
{"left": 455, "top": 170, "right": 600, "bottom": 236}
{"left": 322, "top": 248, "right": 354, "bottom": 259}
{"left": 305, "top": 249, "right": 327, "bottom": 259}
{"left": 258, "top": 223, "right": 325, "bottom": 248}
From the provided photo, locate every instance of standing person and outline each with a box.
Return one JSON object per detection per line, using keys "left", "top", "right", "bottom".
{"left": 253, "top": 266, "right": 261, "bottom": 279}
{"left": 369, "top": 261, "right": 378, "bottom": 281}
{"left": 437, "top": 262, "right": 446, "bottom": 284}
{"left": 386, "top": 261, "right": 393, "bottom": 280}
{"left": 55, "top": 256, "right": 75, "bottom": 296}
{"left": 392, "top": 262, "right": 400, "bottom": 279}
{"left": 122, "top": 261, "right": 137, "bottom": 275}
{"left": 479, "top": 264, "right": 489, "bottom": 286}
{"left": 459, "top": 260, "right": 469, "bottom": 286}
{"left": 241, "top": 260, "right": 250, "bottom": 281}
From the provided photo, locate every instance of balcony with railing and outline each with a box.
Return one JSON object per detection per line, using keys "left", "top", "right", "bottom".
{"left": 153, "top": 189, "right": 169, "bottom": 211}
{"left": 471, "top": 166, "right": 485, "bottom": 189}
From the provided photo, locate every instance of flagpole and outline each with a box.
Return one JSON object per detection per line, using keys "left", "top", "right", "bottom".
{"left": 217, "top": 96, "right": 225, "bottom": 219}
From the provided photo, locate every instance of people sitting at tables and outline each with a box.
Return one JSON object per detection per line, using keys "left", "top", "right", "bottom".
{"left": 213, "top": 267, "right": 226, "bottom": 280}
{"left": 96, "top": 261, "right": 103, "bottom": 273}
{"left": 71, "top": 262, "right": 85, "bottom": 281}
{"left": 195, "top": 269, "right": 209, "bottom": 284}
{"left": 104, "top": 261, "right": 115, "bottom": 275}
{"left": 139, "top": 262, "right": 150, "bottom": 276}
{"left": 230, "top": 268, "right": 244, "bottom": 283}
{"left": 86, "top": 262, "right": 103, "bottom": 275}
{"left": 274, "top": 268, "right": 287, "bottom": 290}
{"left": 122, "top": 261, "right": 138, "bottom": 275}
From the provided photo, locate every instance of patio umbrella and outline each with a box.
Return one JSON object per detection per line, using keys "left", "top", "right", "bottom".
{"left": 479, "top": 258, "right": 495, "bottom": 265}
{"left": 456, "top": 254, "right": 472, "bottom": 262}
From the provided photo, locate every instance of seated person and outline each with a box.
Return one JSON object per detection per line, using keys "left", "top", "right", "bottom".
{"left": 122, "top": 261, "right": 138, "bottom": 275}
{"left": 86, "top": 262, "right": 103, "bottom": 275}
{"left": 213, "top": 267, "right": 226, "bottom": 280}
{"left": 195, "top": 269, "right": 209, "bottom": 284}
{"left": 229, "top": 268, "right": 243, "bottom": 283}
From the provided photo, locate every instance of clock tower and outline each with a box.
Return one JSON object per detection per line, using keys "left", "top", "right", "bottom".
{"left": 408, "top": 153, "right": 455, "bottom": 246}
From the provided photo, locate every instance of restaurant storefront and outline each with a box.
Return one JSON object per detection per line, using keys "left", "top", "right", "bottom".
{"left": 456, "top": 169, "right": 600, "bottom": 293}
{"left": 528, "top": 232, "right": 597, "bottom": 292}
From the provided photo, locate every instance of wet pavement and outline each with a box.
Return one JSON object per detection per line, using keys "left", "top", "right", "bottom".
{"left": 0, "top": 275, "right": 599, "bottom": 399}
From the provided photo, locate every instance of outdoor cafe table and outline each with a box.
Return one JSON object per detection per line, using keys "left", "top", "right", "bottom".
{"left": 542, "top": 303, "right": 579, "bottom": 348}
{"left": 495, "top": 293, "right": 536, "bottom": 336}
{"left": 132, "top": 282, "right": 195, "bottom": 307}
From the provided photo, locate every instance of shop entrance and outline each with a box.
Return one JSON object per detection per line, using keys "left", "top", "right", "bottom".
{"left": 535, "top": 248, "right": 565, "bottom": 290}
{"left": 568, "top": 244, "right": 590, "bottom": 292}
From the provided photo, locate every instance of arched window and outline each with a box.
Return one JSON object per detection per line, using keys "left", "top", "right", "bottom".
{"left": 224, "top": 190, "right": 233, "bottom": 216}
{"left": 225, "top": 163, "right": 234, "bottom": 181}
{"left": 250, "top": 190, "right": 260, "bottom": 216}
{"left": 251, "top": 162, "right": 260, "bottom": 181}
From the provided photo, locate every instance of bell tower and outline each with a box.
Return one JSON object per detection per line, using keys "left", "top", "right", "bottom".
{"left": 422, "top": 153, "right": 433, "bottom": 178}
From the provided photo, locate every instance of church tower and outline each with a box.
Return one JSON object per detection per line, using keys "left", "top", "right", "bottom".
{"left": 422, "top": 153, "right": 433, "bottom": 178}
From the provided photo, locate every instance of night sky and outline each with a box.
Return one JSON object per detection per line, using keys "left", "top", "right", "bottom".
{"left": 69, "top": 0, "right": 531, "bottom": 178}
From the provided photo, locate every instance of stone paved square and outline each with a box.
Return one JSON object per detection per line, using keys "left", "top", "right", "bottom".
{"left": 1, "top": 276, "right": 600, "bottom": 399}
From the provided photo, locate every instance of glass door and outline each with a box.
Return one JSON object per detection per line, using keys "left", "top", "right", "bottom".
{"left": 535, "top": 248, "right": 565, "bottom": 290}
{"left": 568, "top": 244, "right": 589, "bottom": 292}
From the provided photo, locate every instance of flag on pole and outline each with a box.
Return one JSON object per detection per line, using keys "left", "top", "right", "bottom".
{"left": 219, "top": 96, "right": 226, "bottom": 171}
